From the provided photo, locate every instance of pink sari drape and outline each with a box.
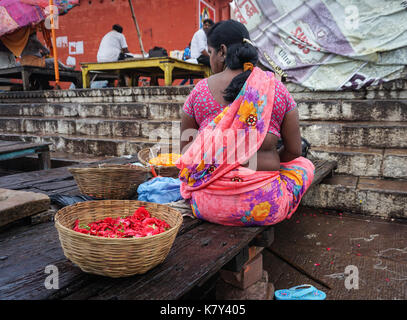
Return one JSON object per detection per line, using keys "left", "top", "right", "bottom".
{"left": 176, "top": 67, "right": 315, "bottom": 226}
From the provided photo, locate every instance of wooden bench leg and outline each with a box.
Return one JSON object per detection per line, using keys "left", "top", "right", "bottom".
{"left": 38, "top": 151, "right": 51, "bottom": 170}
{"left": 82, "top": 68, "right": 90, "bottom": 88}
{"left": 159, "top": 63, "right": 174, "bottom": 86}
{"left": 164, "top": 65, "right": 174, "bottom": 86}
{"left": 250, "top": 227, "right": 275, "bottom": 247}
{"left": 21, "top": 70, "right": 30, "bottom": 91}
{"left": 222, "top": 245, "right": 249, "bottom": 272}
{"left": 221, "top": 227, "right": 274, "bottom": 273}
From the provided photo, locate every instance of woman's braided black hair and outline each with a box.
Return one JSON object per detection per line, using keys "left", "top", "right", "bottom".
{"left": 206, "top": 19, "right": 258, "bottom": 103}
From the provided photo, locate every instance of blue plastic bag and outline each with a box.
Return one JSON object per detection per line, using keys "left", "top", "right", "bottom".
{"left": 137, "top": 177, "right": 182, "bottom": 204}
{"left": 90, "top": 80, "right": 108, "bottom": 88}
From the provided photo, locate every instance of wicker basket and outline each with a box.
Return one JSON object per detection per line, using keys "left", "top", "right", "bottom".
{"left": 54, "top": 200, "right": 183, "bottom": 277}
{"left": 137, "top": 147, "right": 180, "bottom": 178}
{"left": 69, "top": 164, "right": 150, "bottom": 200}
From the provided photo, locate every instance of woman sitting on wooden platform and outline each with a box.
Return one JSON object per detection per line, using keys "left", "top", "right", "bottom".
{"left": 177, "top": 20, "right": 315, "bottom": 227}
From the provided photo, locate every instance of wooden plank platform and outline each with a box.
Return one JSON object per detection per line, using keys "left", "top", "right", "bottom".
{"left": 80, "top": 57, "right": 211, "bottom": 88}
{"left": 0, "top": 158, "right": 336, "bottom": 300}
{"left": 0, "top": 140, "right": 52, "bottom": 170}
{"left": 0, "top": 188, "right": 50, "bottom": 227}
{"left": 0, "top": 66, "right": 82, "bottom": 91}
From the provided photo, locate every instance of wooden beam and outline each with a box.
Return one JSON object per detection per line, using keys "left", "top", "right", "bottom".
{"left": 128, "top": 0, "right": 146, "bottom": 56}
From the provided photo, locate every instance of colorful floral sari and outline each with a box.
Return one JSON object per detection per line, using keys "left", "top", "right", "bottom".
{"left": 176, "top": 67, "right": 315, "bottom": 226}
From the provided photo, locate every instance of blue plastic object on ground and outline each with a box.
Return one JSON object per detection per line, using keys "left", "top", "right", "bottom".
{"left": 137, "top": 177, "right": 182, "bottom": 204}
{"left": 274, "top": 284, "right": 326, "bottom": 300}
{"left": 90, "top": 80, "right": 108, "bottom": 88}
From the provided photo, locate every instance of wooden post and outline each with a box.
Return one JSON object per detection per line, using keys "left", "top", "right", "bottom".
{"left": 49, "top": 0, "right": 60, "bottom": 88}
{"left": 38, "top": 150, "right": 51, "bottom": 170}
{"left": 128, "top": 0, "right": 147, "bottom": 57}
{"left": 21, "top": 69, "right": 30, "bottom": 91}
{"left": 160, "top": 63, "right": 174, "bottom": 86}
{"left": 81, "top": 66, "right": 89, "bottom": 88}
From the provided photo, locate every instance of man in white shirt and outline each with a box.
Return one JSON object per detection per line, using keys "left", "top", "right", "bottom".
{"left": 189, "top": 19, "right": 214, "bottom": 67}
{"left": 97, "top": 24, "right": 129, "bottom": 62}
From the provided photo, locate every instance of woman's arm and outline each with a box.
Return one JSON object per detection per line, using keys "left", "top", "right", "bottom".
{"left": 279, "top": 108, "right": 302, "bottom": 162}
{"left": 247, "top": 133, "right": 280, "bottom": 171}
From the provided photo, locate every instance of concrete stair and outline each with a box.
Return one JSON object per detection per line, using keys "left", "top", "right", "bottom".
{"left": 0, "top": 86, "right": 191, "bottom": 103}
{"left": 0, "top": 80, "right": 406, "bottom": 219}
{"left": 0, "top": 87, "right": 185, "bottom": 159}
{"left": 0, "top": 102, "right": 183, "bottom": 119}
{"left": 0, "top": 132, "right": 175, "bottom": 157}
{"left": 291, "top": 80, "right": 407, "bottom": 219}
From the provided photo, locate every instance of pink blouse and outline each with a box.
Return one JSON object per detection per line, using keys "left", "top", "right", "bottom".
{"left": 182, "top": 75, "right": 296, "bottom": 137}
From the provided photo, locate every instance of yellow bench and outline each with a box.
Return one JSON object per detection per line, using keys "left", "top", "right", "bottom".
{"left": 80, "top": 57, "right": 211, "bottom": 88}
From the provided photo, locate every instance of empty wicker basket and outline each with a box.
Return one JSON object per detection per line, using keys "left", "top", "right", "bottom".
{"left": 137, "top": 147, "right": 180, "bottom": 178}
{"left": 54, "top": 200, "right": 183, "bottom": 277}
{"left": 69, "top": 164, "right": 150, "bottom": 200}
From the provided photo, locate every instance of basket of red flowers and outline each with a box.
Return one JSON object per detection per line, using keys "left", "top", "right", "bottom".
{"left": 54, "top": 200, "right": 183, "bottom": 277}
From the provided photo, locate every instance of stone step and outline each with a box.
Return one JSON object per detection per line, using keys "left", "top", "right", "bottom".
{"left": 4, "top": 128, "right": 405, "bottom": 179}
{"left": 1, "top": 77, "right": 406, "bottom": 104}
{"left": 309, "top": 146, "right": 407, "bottom": 179}
{"left": 4, "top": 132, "right": 406, "bottom": 181}
{"left": 2, "top": 116, "right": 405, "bottom": 148}
{"left": 302, "top": 174, "right": 407, "bottom": 220}
{"left": 0, "top": 101, "right": 183, "bottom": 120}
{"left": 301, "top": 121, "right": 407, "bottom": 148}
{"left": 298, "top": 99, "right": 407, "bottom": 122}
{"left": 291, "top": 88, "right": 407, "bottom": 101}
{"left": 49, "top": 151, "right": 116, "bottom": 164}
{"left": 0, "top": 133, "right": 179, "bottom": 157}
{"left": 1, "top": 78, "right": 406, "bottom": 103}
{"left": 2, "top": 99, "right": 406, "bottom": 122}
{"left": 0, "top": 117, "right": 179, "bottom": 138}
{"left": 0, "top": 86, "right": 192, "bottom": 103}
{"left": 2, "top": 117, "right": 406, "bottom": 159}
{"left": 286, "top": 77, "right": 407, "bottom": 100}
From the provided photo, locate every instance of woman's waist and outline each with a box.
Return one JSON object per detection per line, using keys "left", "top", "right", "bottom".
{"left": 241, "top": 150, "right": 281, "bottom": 172}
